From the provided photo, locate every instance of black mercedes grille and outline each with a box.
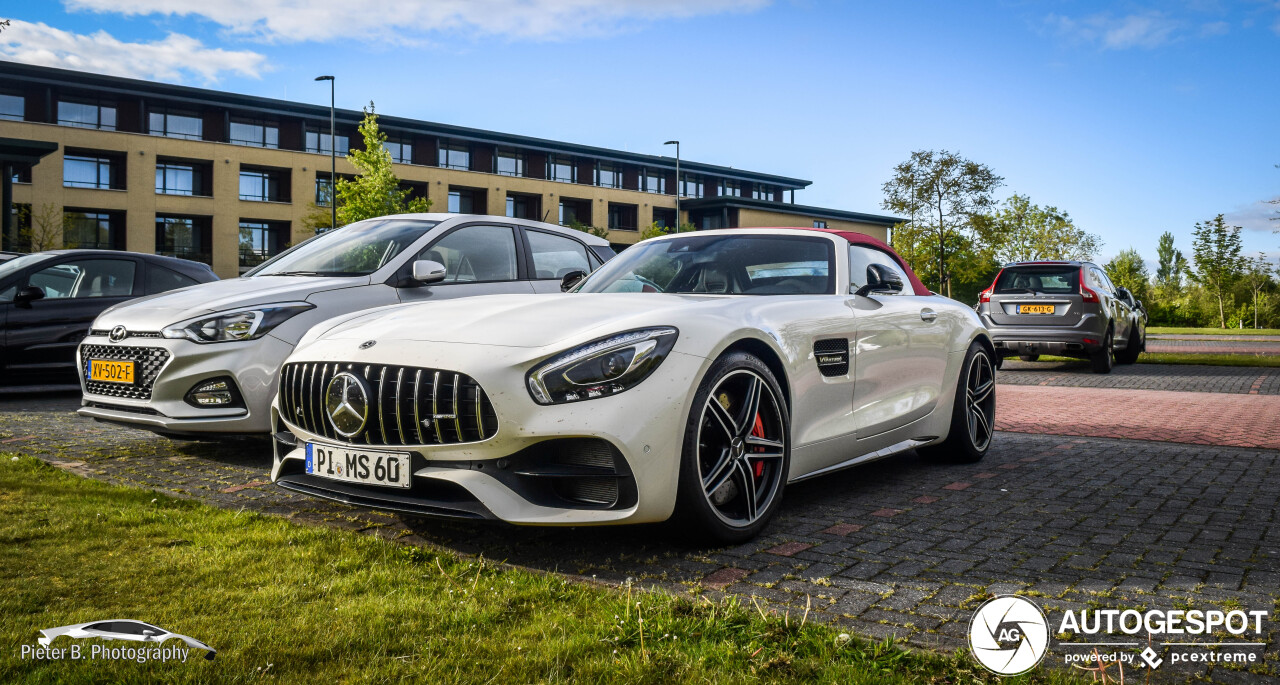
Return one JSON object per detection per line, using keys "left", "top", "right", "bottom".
{"left": 813, "top": 338, "right": 850, "bottom": 377}
{"left": 80, "top": 344, "right": 170, "bottom": 400}
{"left": 280, "top": 362, "right": 498, "bottom": 446}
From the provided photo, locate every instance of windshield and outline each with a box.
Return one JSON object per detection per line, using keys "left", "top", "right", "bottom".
{"left": 0, "top": 253, "right": 50, "bottom": 282}
{"left": 994, "top": 266, "right": 1079, "bottom": 295}
{"left": 576, "top": 234, "right": 835, "bottom": 295}
{"left": 245, "top": 219, "right": 438, "bottom": 277}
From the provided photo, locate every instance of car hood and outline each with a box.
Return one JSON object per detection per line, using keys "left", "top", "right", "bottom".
{"left": 94, "top": 276, "right": 369, "bottom": 330}
{"left": 316, "top": 293, "right": 735, "bottom": 349}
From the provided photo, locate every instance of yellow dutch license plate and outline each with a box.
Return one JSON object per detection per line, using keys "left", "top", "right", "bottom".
{"left": 1018, "top": 304, "right": 1055, "bottom": 314}
{"left": 89, "top": 359, "right": 136, "bottom": 384}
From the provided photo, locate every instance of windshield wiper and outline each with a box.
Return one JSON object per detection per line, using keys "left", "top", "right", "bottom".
{"left": 258, "top": 270, "right": 323, "bottom": 276}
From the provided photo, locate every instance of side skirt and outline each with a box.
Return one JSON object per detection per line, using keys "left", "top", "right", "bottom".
{"left": 788, "top": 437, "right": 934, "bottom": 484}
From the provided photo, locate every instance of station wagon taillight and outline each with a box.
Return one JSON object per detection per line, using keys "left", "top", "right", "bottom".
{"left": 1079, "top": 267, "right": 1100, "bottom": 303}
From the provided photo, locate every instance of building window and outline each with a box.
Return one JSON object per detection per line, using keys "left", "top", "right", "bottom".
{"left": 596, "top": 162, "right": 621, "bottom": 189}
{"left": 315, "top": 176, "right": 334, "bottom": 207}
{"left": 558, "top": 198, "right": 591, "bottom": 226}
{"left": 148, "top": 109, "right": 203, "bottom": 140}
{"left": 0, "top": 93, "right": 23, "bottom": 121}
{"left": 495, "top": 148, "right": 525, "bottom": 177}
{"left": 652, "top": 207, "right": 677, "bottom": 229}
{"left": 678, "top": 173, "right": 703, "bottom": 199}
{"left": 58, "top": 98, "right": 116, "bottom": 130}
{"left": 720, "top": 179, "right": 742, "bottom": 197}
{"left": 505, "top": 193, "right": 539, "bottom": 220}
{"left": 10, "top": 163, "right": 32, "bottom": 184}
{"left": 642, "top": 169, "right": 666, "bottom": 194}
{"left": 813, "top": 220, "right": 828, "bottom": 229}
{"left": 438, "top": 140, "right": 471, "bottom": 170}
{"left": 63, "top": 211, "right": 122, "bottom": 250}
{"left": 239, "top": 167, "right": 288, "bottom": 202}
{"left": 155, "top": 215, "right": 212, "bottom": 264}
{"left": 63, "top": 153, "right": 122, "bottom": 190}
{"left": 383, "top": 137, "right": 413, "bottom": 164}
{"left": 230, "top": 119, "right": 279, "bottom": 148}
{"left": 238, "top": 220, "right": 289, "bottom": 273}
{"left": 448, "top": 188, "right": 482, "bottom": 213}
{"left": 155, "top": 161, "right": 208, "bottom": 196}
{"left": 753, "top": 183, "right": 776, "bottom": 201}
{"left": 3, "top": 203, "right": 32, "bottom": 251}
{"left": 305, "top": 127, "right": 349, "bottom": 156}
{"left": 548, "top": 155, "right": 576, "bottom": 183}
{"left": 607, "top": 203, "right": 637, "bottom": 232}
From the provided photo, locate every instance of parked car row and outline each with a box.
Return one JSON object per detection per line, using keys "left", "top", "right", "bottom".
{"left": 59, "top": 216, "right": 991, "bottom": 541}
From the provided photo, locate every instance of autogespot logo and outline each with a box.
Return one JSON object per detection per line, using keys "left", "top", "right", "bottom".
{"left": 968, "top": 595, "right": 1050, "bottom": 675}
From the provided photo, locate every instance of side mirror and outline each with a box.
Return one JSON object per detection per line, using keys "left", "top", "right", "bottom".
{"left": 560, "top": 270, "right": 587, "bottom": 292}
{"left": 410, "top": 260, "right": 446, "bottom": 284}
{"left": 14, "top": 286, "right": 44, "bottom": 307}
{"left": 854, "top": 264, "right": 903, "bottom": 297}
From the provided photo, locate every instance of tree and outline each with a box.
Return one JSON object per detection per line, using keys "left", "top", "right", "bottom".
{"left": 328, "top": 103, "right": 430, "bottom": 228}
{"left": 1241, "top": 254, "right": 1275, "bottom": 330}
{"left": 1189, "top": 214, "right": 1244, "bottom": 328}
{"left": 22, "top": 203, "right": 64, "bottom": 251}
{"left": 639, "top": 221, "right": 695, "bottom": 241}
{"left": 1154, "top": 231, "right": 1187, "bottom": 292}
{"left": 882, "top": 150, "right": 1003, "bottom": 297}
{"left": 1104, "top": 248, "right": 1151, "bottom": 305}
{"left": 567, "top": 219, "right": 610, "bottom": 240}
{"left": 979, "top": 193, "right": 1102, "bottom": 264}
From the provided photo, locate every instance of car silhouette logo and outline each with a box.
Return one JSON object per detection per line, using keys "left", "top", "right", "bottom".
{"left": 38, "top": 620, "right": 216, "bottom": 660}
{"left": 325, "top": 372, "right": 369, "bottom": 438}
{"left": 108, "top": 326, "right": 129, "bottom": 343}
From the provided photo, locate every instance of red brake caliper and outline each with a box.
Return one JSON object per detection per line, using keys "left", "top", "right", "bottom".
{"left": 751, "top": 413, "right": 766, "bottom": 479}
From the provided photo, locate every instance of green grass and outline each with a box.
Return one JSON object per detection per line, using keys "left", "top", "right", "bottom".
{"left": 0, "top": 455, "right": 1080, "bottom": 684}
{"left": 1032, "top": 353, "right": 1280, "bottom": 368}
{"left": 1147, "top": 327, "right": 1280, "bottom": 336}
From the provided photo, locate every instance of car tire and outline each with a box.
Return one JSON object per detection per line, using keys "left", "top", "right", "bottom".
{"left": 1091, "top": 328, "right": 1114, "bottom": 374}
{"left": 1018, "top": 354, "right": 1040, "bottom": 362}
{"left": 918, "top": 341, "right": 995, "bottom": 464}
{"left": 994, "top": 355, "right": 1004, "bottom": 370}
{"left": 1115, "top": 327, "right": 1141, "bottom": 365}
{"left": 672, "top": 351, "right": 790, "bottom": 544}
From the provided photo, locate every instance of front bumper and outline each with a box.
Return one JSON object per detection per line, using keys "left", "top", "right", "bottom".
{"left": 269, "top": 344, "right": 707, "bottom": 526}
{"left": 76, "top": 333, "right": 296, "bottom": 436}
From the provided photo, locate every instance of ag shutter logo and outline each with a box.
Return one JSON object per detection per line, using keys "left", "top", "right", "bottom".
{"left": 968, "top": 595, "right": 1049, "bottom": 675}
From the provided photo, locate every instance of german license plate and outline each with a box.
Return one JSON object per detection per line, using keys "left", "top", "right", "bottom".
{"left": 88, "top": 359, "right": 135, "bottom": 384}
{"left": 305, "top": 443, "right": 412, "bottom": 489}
{"left": 1018, "top": 304, "right": 1055, "bottom": 314}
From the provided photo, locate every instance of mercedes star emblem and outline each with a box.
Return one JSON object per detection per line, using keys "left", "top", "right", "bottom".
{"left": 108, "top": 325, "right": 129, "bottom": 343}
{"left": 359, "top": 340, "right": 377, "bottom": 350}
{"left": 325, "top": 372, "right": 369, "bottom": 438}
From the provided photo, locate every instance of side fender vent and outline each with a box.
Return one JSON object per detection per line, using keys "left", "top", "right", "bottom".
{"left": 813, "top": 338, "right": 850, "bottom": 377}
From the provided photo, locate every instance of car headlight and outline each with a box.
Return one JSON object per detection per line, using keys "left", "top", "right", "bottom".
{"left": 526, "top": 327, "right": 678, "bottom": 405}
{"left": 162, "top": 303, "right": 314, "bottom": 343}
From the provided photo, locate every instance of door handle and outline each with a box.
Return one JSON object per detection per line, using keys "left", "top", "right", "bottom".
{"left": 920, "top": 309, "right": 938, "bottom": 323}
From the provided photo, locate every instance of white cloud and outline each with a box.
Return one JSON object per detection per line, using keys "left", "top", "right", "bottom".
{"left": 62, "top": 0, "right": 770, "bottom": 43}
{"left": 0, "top": 20, "right": 266, "bottom": 82}
{"left": 1048, "top": 11, "right": 1181, "bottom": 49}
{"left": 1225, "top": 199, "right": 1280, "bottom": 234}
{"left": 1199, "top": 20, "right": 1230, "bottom": 36}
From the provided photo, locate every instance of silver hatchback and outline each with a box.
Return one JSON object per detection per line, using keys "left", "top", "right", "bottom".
{"left": 976, "top": 261, "right": 1145, "bottom": 374}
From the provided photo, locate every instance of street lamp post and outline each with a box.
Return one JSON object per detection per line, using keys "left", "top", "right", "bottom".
{"left": 664, "top": 140, "right": 680, "bottom": 231}
{"left": 315, "top": 75, "right": 336, "bottom": 232}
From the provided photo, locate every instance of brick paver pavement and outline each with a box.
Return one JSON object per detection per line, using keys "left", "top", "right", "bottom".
{"left": 998, "top": 361, "right": 1280, "bottom": 395}
{"left": 4, "top": 374, "right": 1279, "bottom": 681}
{"left": 997, "top": 385, "right": 1280, "bottom": 449}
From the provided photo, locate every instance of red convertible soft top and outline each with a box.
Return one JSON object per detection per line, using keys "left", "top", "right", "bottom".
{"left": 769, "top": 227, "right": 931, "bottom": 296}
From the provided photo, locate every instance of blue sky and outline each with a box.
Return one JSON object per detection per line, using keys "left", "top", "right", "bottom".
{"left": 3, "top": 1, "right": 1278, "bottom": 265}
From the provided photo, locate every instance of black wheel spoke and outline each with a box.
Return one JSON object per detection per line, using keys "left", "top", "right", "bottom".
{"left": 969, "top": 378, "right": 994, "bottom": 405}
{"left": 737, "top": 377, "right": 763, "bottom": 437}
{"left": 705, "top": 399, "right": 737, "bottom": 442}
{"left": 702, "top": 448, "right": 735, "bottom": 495}
{"left": 733, "top": 459, "right": 758, "bottom": 521}
{"left": 745, "top": 435, "right": 783, "bottom": 451}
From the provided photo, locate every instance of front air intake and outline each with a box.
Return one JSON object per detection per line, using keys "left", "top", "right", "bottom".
{"left": 813, "top": 338, "right": 849, "bottom": 377}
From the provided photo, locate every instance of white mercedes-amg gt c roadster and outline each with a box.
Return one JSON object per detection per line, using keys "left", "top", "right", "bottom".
{"left": 270, "top": 228, "right": 995, "bottom": 541}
